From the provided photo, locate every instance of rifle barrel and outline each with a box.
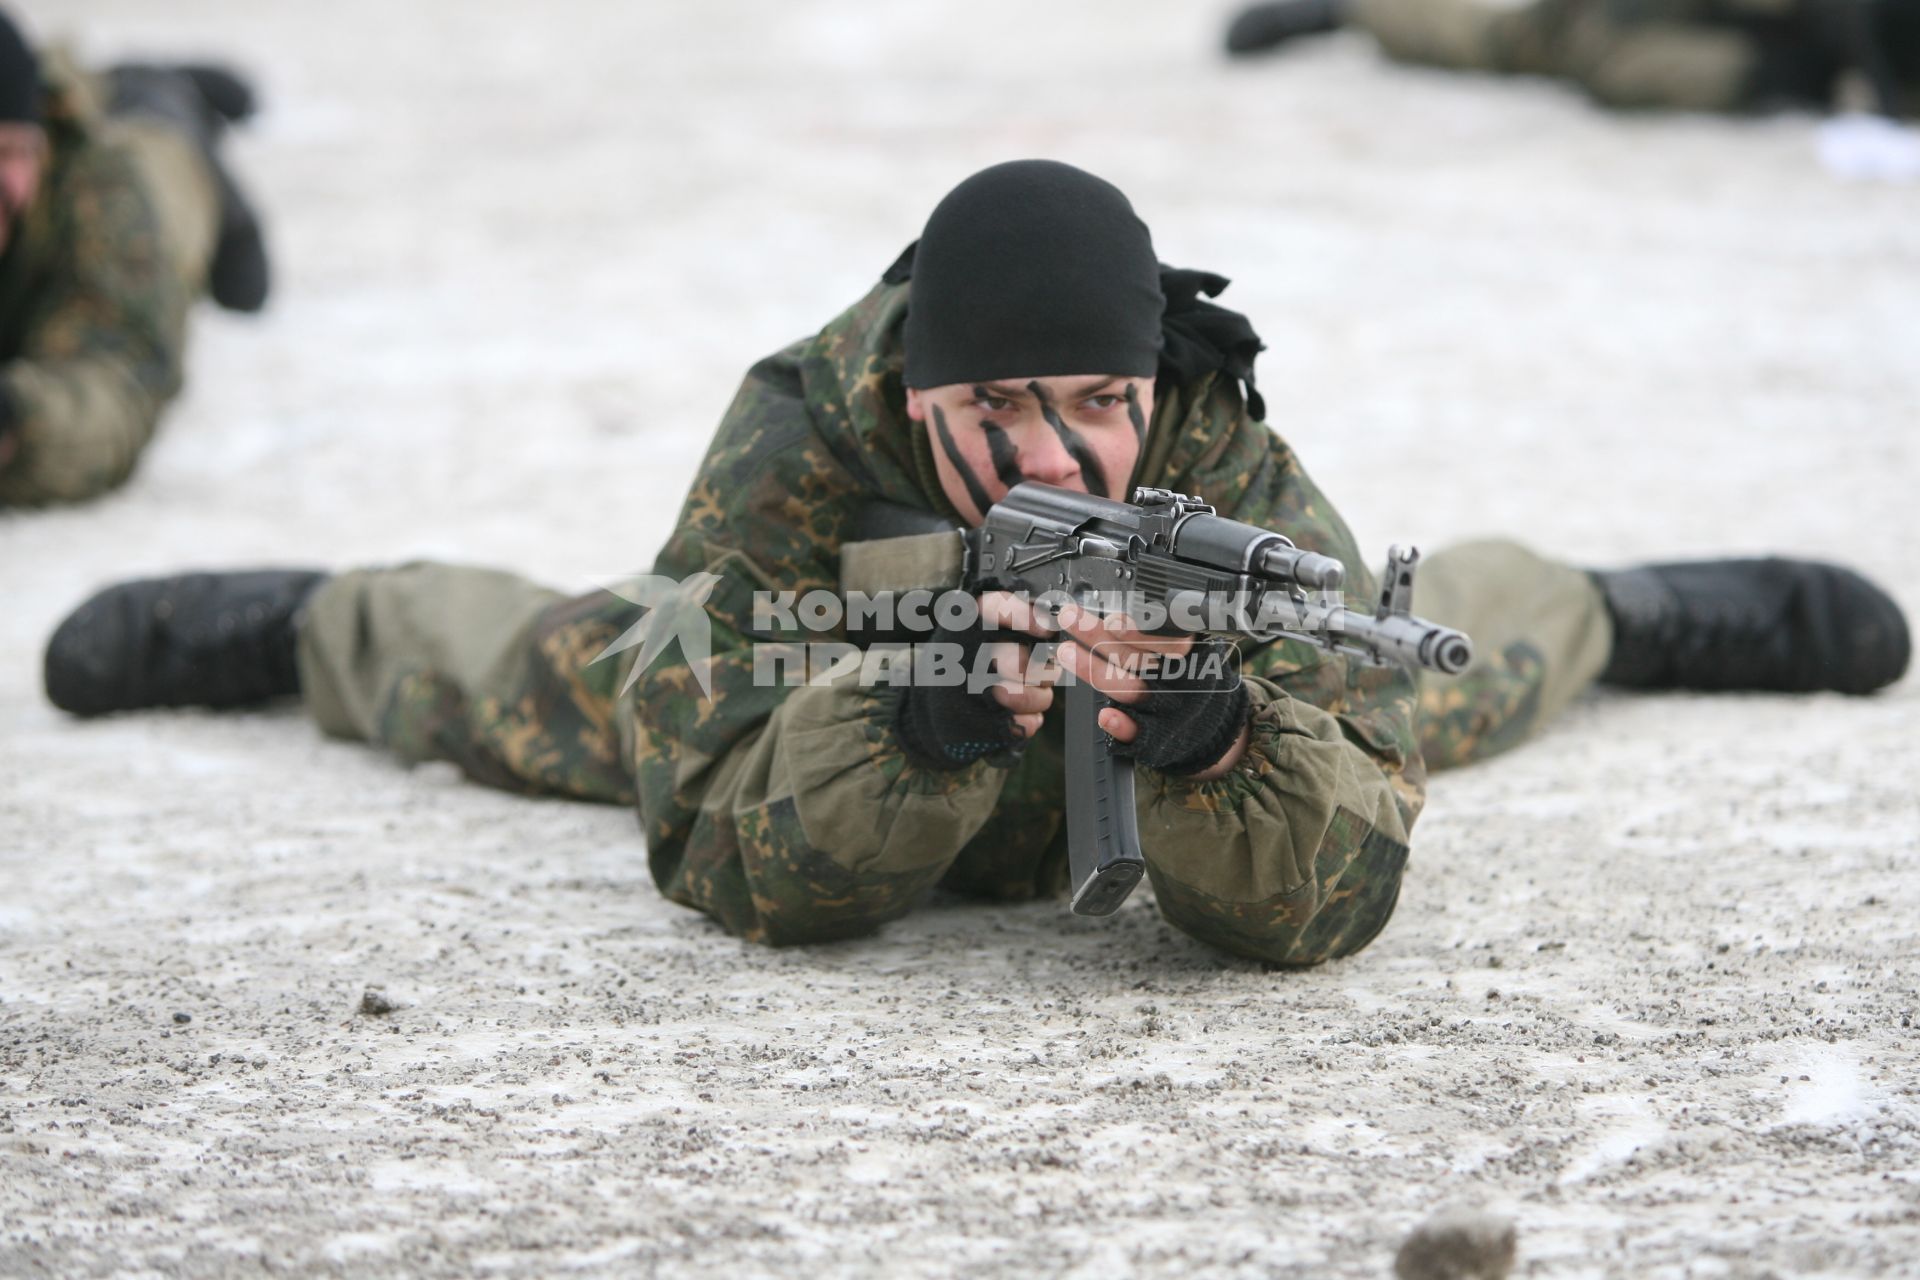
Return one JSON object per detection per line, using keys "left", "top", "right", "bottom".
{"left": 1257, "top": 543, "right": 1344, "bottom": 589}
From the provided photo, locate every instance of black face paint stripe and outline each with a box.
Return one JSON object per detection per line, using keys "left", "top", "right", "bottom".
{"left": 1125, "top": 383, "right": 1147, "bottom": 450}
{"left": 1027, "top": 380, "right": 1110, "bottom": 500}
{"left": 981, "top": 422, "right": 1023, "bottom": 490}
{"left": 931, "top": 403, "right": 994, "bottom": 518}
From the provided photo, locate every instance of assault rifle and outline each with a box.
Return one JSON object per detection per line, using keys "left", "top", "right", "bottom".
{"left": 854, "top": 482, "right": 1472, "bottom": 917}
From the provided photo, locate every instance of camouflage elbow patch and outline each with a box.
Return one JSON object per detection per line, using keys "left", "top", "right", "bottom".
{"left": 662, "top": 797, "right": 949, "bottom": 946}
{"left": 1147, "top": 810, "right": 1410, "bottom": 967}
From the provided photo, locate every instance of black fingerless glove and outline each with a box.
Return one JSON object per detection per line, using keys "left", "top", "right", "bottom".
{"left": 892, "top": 622, "right": 1026, "bottom": 771}
{"left": 1110, "top": 636, "right": 1250, "bottom": 776}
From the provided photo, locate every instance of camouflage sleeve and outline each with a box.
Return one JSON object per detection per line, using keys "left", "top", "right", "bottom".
{"left": 1135, "top": 394, "right": 1426, "bottom": 966}
{"left": 0, "top": 137, "right": 188, "bottom": 504}
{"left": 633, "top": 348, "right": 1013, "bottom": 945}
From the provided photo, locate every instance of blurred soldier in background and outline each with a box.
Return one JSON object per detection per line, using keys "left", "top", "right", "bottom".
{"left": 0, "top": 6, "right": 270, "bottom": 506}
{"left": 35, "top": 161, "right": 1911, "bottom": 961}
{"left": 1226, "top": 0, "right": 1919, "bottom": 117}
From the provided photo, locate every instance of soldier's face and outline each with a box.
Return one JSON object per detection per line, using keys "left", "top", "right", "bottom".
{"left": 907, "top": 374, "right": 1152, "bottom": 525}
{"left": 0, "top": 124, "right": 46, "bottom": 249}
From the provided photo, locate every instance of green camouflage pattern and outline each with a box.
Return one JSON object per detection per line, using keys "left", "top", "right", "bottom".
{"left": 1416, "top": 639, "right": 1549, "bottom": 770}
{"left": 632, "top": 280, "right": 1430, "bottom": 962}
{"left": 0, "top": 52, "right": 205, "bottom": 505}
{"left": 296, "top": 562, "right": 636, "bottom": 805}
{"left": 309, "top": 282, "right": 1578, "bottom": 961}
{"left": 321, "top": 574, "right": 639, "bottom": 804}
{"left": 1350, "top": 0, "right": 1895, "bottom": 112}
{"left": 1406, "top": 537, "right": 1613, "bottom": 766}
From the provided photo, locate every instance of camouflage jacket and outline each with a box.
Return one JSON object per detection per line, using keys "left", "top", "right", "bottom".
{"left": 0, "top": 51, "right": 193, "bottom": 504}
{"left": 635, "top": 282, "right": 1426, "bottom": 964}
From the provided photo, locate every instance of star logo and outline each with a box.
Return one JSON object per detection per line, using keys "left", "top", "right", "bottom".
{"left": 591, "top": 572, "right": 724, "bottom": 700}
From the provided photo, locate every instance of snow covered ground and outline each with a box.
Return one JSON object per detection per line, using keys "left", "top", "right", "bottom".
{"left": 2, "top": 2, "right": 1917, "bottom": 1275}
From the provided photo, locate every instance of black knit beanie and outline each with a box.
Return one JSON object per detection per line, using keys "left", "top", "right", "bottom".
{"left": 893, "top": 160, "right": 1164, "bottom": 389}
{"left": 0, "top": 9, "right": 39, "bottom": 127}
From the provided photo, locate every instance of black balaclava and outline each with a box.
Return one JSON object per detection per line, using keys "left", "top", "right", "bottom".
{"left": 0, "top": 9, "right": 39, "bottom": 127}
{"left": 887, "top": 160, "right": 1270, "bottom": 420}
{"left": 894, "top": 160, "right": 1164, "bottom": 389}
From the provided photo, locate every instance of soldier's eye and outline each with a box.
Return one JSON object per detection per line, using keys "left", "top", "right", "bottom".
{"left": 975, "top": 395, "right": 1014, "bottom": 414}
{"left": 1083, "top": 395, "right": 1122, "bottom": 411}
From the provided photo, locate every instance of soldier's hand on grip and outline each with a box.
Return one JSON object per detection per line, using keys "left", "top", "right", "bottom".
{"left": 891, "top": 590, "right": 1061, "bottom": 769}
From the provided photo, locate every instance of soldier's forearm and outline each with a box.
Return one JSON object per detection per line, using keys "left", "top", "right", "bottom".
{"left": 0, "top": 357, "right": 164, "bottom": 503}
{"left": 641, "top": 662, "right": 1015, "bottom": 946}
{"left": 1136, "top": 679, "right": 1414, "bottom": 963}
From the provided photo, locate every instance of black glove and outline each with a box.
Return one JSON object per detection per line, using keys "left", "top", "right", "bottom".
{"left": 892, "top": 620, "right": 1027, "bottom": 771}
{"left": 1109, "top": 636, "right": 1250, "bottom": 777}
{"left": 0, "top": 386, "right": 20, "bottom": 459}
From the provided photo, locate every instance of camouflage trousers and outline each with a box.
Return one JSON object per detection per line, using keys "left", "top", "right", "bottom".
{"left": 294, "top": 539, "right": 1612, "bottom": 807}
{"left": 1351, "top": 0, "right": 1776, "bottom": 111}
{"left": 106, "top": 119, "right": 219, "bottom": 293}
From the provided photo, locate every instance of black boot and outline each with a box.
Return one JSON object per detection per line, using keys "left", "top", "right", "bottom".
{"left": 44, "top": 570, "right": 326, "bottom": 717}
{"left": 105, "top": 63, "right": 224, "bottom": 143}
{"left": 174, "top": 63, "right": 258, "bottom": 125}
{"left": 207, "top": 166, "right": 271, "bottom": 314}
{"left": 1595, "top": 559, "right": 1910, "bottom": 695}
{"left": 1225, "top": 0, "right": 1348, "bottom": 56}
